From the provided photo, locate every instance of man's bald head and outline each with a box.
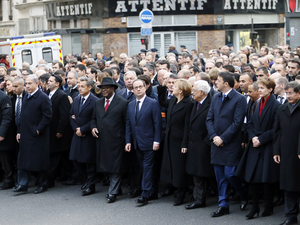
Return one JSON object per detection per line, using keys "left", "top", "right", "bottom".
{"left": 177, "top": 69, "right": 190, "bottom": 80}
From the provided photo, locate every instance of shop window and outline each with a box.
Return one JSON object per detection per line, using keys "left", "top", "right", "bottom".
{"left": 32, "top": 17, "right": 44, "bottom": 32}
{"left": 90, "top": 34, "right": 104, "bottom": 56}
{"left": 71, "top": 34, "right": 81, "bottom": 55}
{"left": 22, "top": 50, "right": 32, "bottom": 65}
{"left": 42, "top": 47, "right": 53, "bottom": 63}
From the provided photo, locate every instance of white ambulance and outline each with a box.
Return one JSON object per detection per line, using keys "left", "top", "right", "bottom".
{"left": 0, "top": 32, "right": 63, "bottom": 70}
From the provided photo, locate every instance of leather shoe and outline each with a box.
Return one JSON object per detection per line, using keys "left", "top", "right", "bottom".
{"left": 81, "top": 187, "right": 95, "bottom": 196}
{"left": 81, "top": 183, "right": 87, "bottom": 190}
{"left": 135, "top": 196, "right": 148, "bottom": 205}
{"left": 0, "top": 182, "right": 15, "bottom": 190}
{"left": 62, "top": 180, "right": 82, "bottom": 185}
{"left": 240, "top": 199, "right": 248, "bottom": 211}
{"left": 160, "top": 189, "right": 174, "bottom": 197}
{"left": 34, "top": 186, "right": 47, "bottom": 194}
{"left": 12, "top": 184, "right": 28, "bottom": 193}
{"left": 173, "top": 198, "right": 184, "bottom": 206}
{"left": 279, "top": 217, "right": 298, "bottom": 225}
{"left": 106, "top": 194, "right": 116, "bottom": 203}
{"left": 211, "top": 206, "right": 230, "bottom": 217}
{"left": 148, "top": 193, "right": 158, "bottom": 201}
{"left": 128, "top": 189, "right": 142, "bottom": 198}
{"left": 185, "top": 202, "right": 206, "bottom": 210}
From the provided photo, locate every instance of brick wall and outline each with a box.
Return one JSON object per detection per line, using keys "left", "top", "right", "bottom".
{"left": 279, "top": 27, "right": 285, "bottom": 46}
{"left": 197, "top": 14, "right": 223, "bottom": 25}
{"left": 81, "top": 34, "right": 90, "bottom": 54}
{"left": 198, "top": 30, "right": 225, "bottom": 57}
{"left": 103, "top": 17, "right": 127, "bottom": 28}
{"left": 80, "top": 19, "right": 89, "bottom": 28}
{"left": 103, "top": 33, "right": 128, "bottom": 57}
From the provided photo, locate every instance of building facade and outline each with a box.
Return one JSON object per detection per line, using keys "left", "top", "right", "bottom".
{"left": 0, "top": 0, "right": 287, "bottom": 57}
{"left": 285, "top": 0, "right": 300, "bottom": 49}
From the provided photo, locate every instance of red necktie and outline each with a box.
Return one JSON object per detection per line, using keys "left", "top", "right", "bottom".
{"left": 105, "top": 99, "right": 109, "bottom": 112}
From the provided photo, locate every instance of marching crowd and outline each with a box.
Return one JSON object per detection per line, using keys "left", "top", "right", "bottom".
{"left": 0, "top": 43, "right": 300, "bottom": 225}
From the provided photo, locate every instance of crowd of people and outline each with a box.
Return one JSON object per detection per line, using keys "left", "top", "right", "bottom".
{"left": 0, "top": 43, "right": 300, "bottom": 225}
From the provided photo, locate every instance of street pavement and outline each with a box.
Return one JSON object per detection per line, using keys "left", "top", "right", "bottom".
{"left": 0, "top": 180, "right": 287, "bottom": 225}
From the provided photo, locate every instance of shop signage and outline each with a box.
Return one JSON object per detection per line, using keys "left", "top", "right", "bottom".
{"left": 109, "top": 0, "right": 284, "bottom": 17}
{"left": 285, "top": 0, "right": 300, "bottom": 17}
{"left": 46, "top": 0, "right": 108, "bottom": 20}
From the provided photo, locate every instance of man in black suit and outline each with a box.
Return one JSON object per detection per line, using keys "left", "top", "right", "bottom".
{"left": 125, "top": 79, "right": 161, "bottom": 205}
{"left": 1, "top": 78, "right": 26, "bottom": 190}
{"left": 186, "top": 80, "right": 216, "bottom": 210}
{"left": 69, "top": 77, "right": 98, "bottom": 196}
{"left": 47, "top": 74, "right": 72, "bottom": 187}
{"left": 0, "top": 87, "right": 14, "bottom": 190}
{"left": 274, "top": 82, "right": 300, "bottom": 225}
{"left": 13, "top": 75, "right": 52, "bottom": 194}
{"left": 91, "top": 77, "right": 128, "bottom": 203}
{"left": 66, "top": 71, "right": 80, "bottom": 99}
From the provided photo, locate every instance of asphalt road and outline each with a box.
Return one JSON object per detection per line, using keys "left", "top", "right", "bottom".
{"left": 0, "top": 179, "right": 288, "bottom": 225}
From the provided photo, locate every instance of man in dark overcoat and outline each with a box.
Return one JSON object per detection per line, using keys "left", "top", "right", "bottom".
{"left": 186, "top": 80, "right": 216, "bottom": 210}
{"left": 70, "top": 77, "right": 98, "bottom": 196}
{"left": 13, "top": 75, "right": 52, "bottom": 194}
{"left": 91, "top": 77, "right": 128, "bottom": 203}
{"left": 47, "top": 74, "right": 72, "bottom": 187}
{"left": 206, "top": 72, "right": 248, "bottom": 217}
{"left": 274, "top": 81, "right": 300, "bottom": 225}
{"left": 0, "top": 89, "right": 14, "bottom": 190}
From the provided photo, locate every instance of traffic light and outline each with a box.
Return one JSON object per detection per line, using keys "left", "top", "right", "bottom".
{"left": 141, "top": 38, "right": 148, "bottom": 46}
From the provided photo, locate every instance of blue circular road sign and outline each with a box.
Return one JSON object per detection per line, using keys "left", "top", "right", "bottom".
{"left": 139, "top": 9, "right": 154, "bottom": 24}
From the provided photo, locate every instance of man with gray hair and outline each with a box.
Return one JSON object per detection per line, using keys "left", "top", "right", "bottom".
{"left": 186, "top": 80, "right": 216, "bottom": 210}
{"left": 274, "top": 77, "right": 288, "bottom": 104}
{"left": 13, "top": 74, "right": 52, "bottom": 194}
{"left": 67, "top": 71, "right": 79, "bottom": 100}
{"left": 117, "top": 71, "right": 137, "bottom": 102}
{"left": 38, "top": 64, "right": 50, "bottom": 73}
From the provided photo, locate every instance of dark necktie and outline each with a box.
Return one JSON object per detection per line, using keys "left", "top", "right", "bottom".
{"left": 79, "top": 97, "right": 85, "bottom": 112}
{"left": 16, "top": 96, "right": 21, "bottom": 126}
{"left": 135, "top": 101, "right": 140, "bottom": 121}
{"left": 27, "top": 94, "right": 31, "bottom": 99}
{"left": 168, "top": 94, "right": 173, "bottom": 99}
{"left": 128, "top": 91, "right": 133, "bottom": 99}
{"left": 222, "top": 94, "right": 226, "bottom": 102}
{"left": 278, "top": 96, "right": 283, "bottom": 104}
{"left": 196, "top": 102, "right": 201, "bottom": 111}
{"left": 105, "top": 99, "right": 109, "bottom": 112}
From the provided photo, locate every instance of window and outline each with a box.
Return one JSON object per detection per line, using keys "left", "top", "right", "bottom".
{"left": 127, "top": 15, "right": 196, "bottom": 27}
{"left": 52, "top": 21, "right": 56, "bottom": 29}
{"left": 22, "top": 50, "right": 32, "bottom": 65}
{"left": 74, "top": 20, "right": 77, "bottom": 28}
{"left": 61, "top": 20, "right": 70, "bottom": 29}
{"left": 32, "top": 17, "right": 44, "bottom": 32}
{"left": 19, "top": 19, "right": 29, "bottom": 35}
{"left": 71, "top": 34, "right": 81, "bottom": 55}
{"left": 42, "top": 47, "right": 53, "bottom": 63}
{"left": 90, "top": 34, "right": 103, "bottom": 56}
{"left": 90, "top": 18, "right": 103, "bottom": 28}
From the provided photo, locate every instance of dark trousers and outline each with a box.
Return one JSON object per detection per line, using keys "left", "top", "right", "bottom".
{"left": 152, "top": 139, "right": 164, "bottom": 194}
{"left": 128, "top": 148, "right": 142, "bottom": 191}
{"left": 135, "top": 146, "right": 154, "bottom": 198}
{"left": 18, "top": 169, "right": 47, "bottom": 188}
{"left": 285, "top": 191, "right": 300, "bottom": 218}
{"left": 73, "top": 161, "right": 96, "bottom": 188}
{"left": 0, "top": 151, "right": 14, "bottom": 183}
{"left": 193, "top": 176, "right": 217, "bottom": 204}
{"left": 48, "top": 151, "right": 73, "bottom": 184}
{"left": 108, "top": 173, "right": 122, "bottom": 195}
{"left": 250, "top": 183, "right": 276, "bottom": 208}
{"left": 214, "top": 165, "right": 247, "bottom": 208}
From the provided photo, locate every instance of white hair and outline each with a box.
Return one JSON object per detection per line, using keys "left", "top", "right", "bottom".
{"left": 188, "top": 76, "right": 196, "bottom": 83}
{"left": 125, "top": 70, "right": 137, "bottom": 79}
{"left": 194, "top": 80, "right": 210, "bottom": 94}
{"left": 120, "top": 53, "right": 128, "bottom": 58}
{"left": 26, "top": 74, "right": 38, "bottom": 83}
